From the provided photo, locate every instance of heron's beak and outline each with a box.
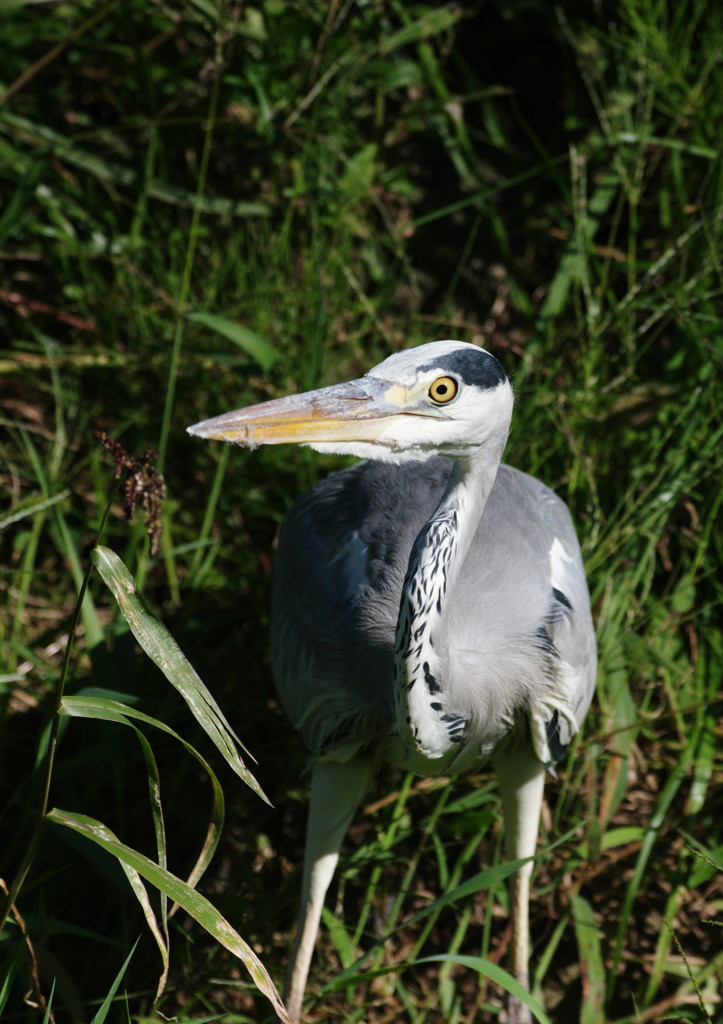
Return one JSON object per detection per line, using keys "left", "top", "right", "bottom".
{"left": 187, "top": 377, "right": 406, "bottom": 448}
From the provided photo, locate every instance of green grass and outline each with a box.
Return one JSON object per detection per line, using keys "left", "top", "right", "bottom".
{"left": 1, "top": 0, "right": 721, "bottom": 1021}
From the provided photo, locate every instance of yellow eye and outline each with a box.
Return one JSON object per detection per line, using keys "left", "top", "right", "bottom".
{"left": 428, "top": 376, "right": 458, "bottom": 404}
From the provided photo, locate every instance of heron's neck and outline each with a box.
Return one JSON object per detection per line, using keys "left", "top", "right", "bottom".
{"left": 393, "top": 453, "right": 500, "bottom": 760}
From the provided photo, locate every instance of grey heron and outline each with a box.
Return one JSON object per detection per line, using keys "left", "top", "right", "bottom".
{"left": 188, "top": 340, "right": 596, "bottom": 1024}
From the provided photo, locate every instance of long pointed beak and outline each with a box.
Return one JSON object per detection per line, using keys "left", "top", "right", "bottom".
{"left": 187, "top": 377, "right": 405, "bottom": 448}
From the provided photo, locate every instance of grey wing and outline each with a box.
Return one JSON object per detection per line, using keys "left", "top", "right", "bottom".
{"left": 270, "top": 459, "right": 451, "bottom": 761}
{"left": 450, "top": 465, "right": 597, "bottom": 765}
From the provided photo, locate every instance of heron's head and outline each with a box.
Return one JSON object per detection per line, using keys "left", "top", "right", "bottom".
{"left": 188, "top": 340, "right": 513, "bottom": 463}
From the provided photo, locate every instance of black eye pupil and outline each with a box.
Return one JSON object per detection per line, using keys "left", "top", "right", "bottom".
{"left": 437, "top": 384, "right": 447, "bottom": 395}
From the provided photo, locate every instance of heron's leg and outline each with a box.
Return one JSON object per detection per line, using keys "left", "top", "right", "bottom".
{"left": 284, "top": 755, "right": 374, "bottom": 1024}
{"left": 492, "top": 742, "right": 546, "bottom": 1024}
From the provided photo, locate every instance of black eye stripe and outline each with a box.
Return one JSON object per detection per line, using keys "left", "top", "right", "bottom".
{"left": 419, "top": 348, "right": 506, "bottom": 390}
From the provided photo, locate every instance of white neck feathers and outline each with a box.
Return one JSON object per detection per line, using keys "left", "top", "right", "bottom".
{"left": 393, "top": 453, "right": 500, "bottom": 759}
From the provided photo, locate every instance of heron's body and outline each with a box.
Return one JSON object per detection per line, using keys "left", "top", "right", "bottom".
{"left": 272, "top": 458, "right": 595, "bottom": 776}
{"left": 188, "top": 340, "right": 596, "bottom": 1024}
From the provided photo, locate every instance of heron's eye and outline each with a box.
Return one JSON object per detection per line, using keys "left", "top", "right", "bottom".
{"left": 428, "top": 376, "right": 458, "bottom": 404}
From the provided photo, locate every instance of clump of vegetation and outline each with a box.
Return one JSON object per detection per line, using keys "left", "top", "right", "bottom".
{"left": 1, "top": 1, "right": 720, "bottom": 1022}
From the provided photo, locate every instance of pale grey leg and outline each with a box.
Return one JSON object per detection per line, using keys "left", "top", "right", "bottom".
{"left": 492, "top": 742, "right": 546, "bottom": 1024}
{"left": 284, "top": 756, "right": 374, "bottom": 1024}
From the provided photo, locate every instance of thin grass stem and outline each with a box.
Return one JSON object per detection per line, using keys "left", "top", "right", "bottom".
{"left": 0, "top": 483, "right": 119, "bottom": 933}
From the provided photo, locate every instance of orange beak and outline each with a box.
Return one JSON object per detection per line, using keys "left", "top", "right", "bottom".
{"left": 187, "top": 377, "right": 406, "bottom": 449}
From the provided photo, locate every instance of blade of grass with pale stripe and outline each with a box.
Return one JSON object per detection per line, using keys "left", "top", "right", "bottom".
{"left": 59, "top": 694, "right": 226, "bottom": 897}
{"left": 46, "top": 809, "right": 292, "bottom": 1023}
{"left": 91, "top": 545, "right": 270, "bottom": 805}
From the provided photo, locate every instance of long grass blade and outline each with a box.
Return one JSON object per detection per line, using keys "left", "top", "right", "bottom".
{"left": 570, "top": 894, "right": 605, "bottom": 1024}
{"left": 420, "top": 954, "right": 552, "bottom": 1024}
{"left": 91, "top": 546, "right": 270, "bottom": 805}
{"left": 606, "top": 756, "right": 691, "bottom": 998}
{"left": 186, "top": 312, "right": 278, "bottom": 371}
{"left": 47, "top": 809, "right": 292, "bottom": 1024}
{"left": 89, "top": 939, "right": 139, "bottom": 1024}
{"left": 123, "top": 726, "right": 170, "bottom": 999}
{"left": 61, "top": 807, "right": 169, "bottom": 1001}
{"left": 325, "top": 858, "right": 524, "bottom": 994}
{"left": 59, "top": 693, "right": 225, "bottom": 897}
